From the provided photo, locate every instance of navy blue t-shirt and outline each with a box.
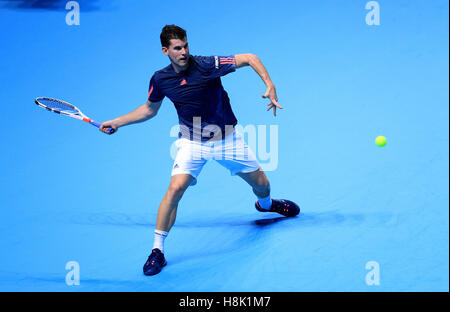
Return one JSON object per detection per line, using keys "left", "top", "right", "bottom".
{"left": 148, "top": 55, "right": 238, "bottom": 141}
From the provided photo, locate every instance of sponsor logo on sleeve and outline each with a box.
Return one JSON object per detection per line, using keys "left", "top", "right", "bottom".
{"left": 214, "top": 56, "right": 219, "bottom": 69}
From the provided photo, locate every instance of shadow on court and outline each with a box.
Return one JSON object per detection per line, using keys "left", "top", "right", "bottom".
{"left": 70, "top": 212, "right": 300, "bottom": 229}
{"left": 71, "top": 210, "right": 396, "bottom": 229}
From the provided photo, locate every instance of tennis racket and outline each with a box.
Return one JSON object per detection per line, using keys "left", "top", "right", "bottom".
{"left": 35, "top": 97, "right": 114, "bottom": 134}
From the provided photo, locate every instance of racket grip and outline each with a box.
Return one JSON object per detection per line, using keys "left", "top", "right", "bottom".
{"left": 90, "top": 120, "right": 115, "bottom": 134}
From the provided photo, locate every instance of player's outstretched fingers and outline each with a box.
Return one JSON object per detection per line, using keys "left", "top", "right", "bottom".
{"left": 272, "top": 99, "right": 283, "bottom": 110}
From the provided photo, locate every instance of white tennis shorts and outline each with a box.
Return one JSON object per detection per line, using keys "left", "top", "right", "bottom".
{"left": 171, "top": 131, "right": 260, "bottom": 185}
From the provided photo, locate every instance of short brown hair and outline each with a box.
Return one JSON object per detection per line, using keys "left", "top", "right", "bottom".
{"left": 160, "top": 25, "right": 187, "bottom": 48}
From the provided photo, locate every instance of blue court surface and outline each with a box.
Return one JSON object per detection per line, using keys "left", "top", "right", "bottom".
{"left": 0, "top": 0, "right": 448, "bottom": 291}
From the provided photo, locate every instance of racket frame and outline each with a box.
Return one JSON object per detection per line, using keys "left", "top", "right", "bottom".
{"left": 35, "top": 97, "right": 113, "bottom": 133}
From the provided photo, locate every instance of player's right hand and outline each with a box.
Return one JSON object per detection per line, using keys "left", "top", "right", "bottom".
{"left": 100, "top": 120, "right": 119, "bottom": 135}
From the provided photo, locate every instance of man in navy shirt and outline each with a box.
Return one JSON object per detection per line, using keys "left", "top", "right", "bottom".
{"left": 147, "top": 54, "right": 238, "bottom": 142}
{"left": 101, "top": 25, "right": 299, "bottom": 276}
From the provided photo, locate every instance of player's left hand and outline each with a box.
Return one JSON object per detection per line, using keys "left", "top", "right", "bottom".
{"left": 262, "top": 84, "right": 283, "bottom": 116}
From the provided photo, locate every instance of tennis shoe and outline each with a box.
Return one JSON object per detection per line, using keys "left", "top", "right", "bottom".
{"left": 255, "top": 199, "right": 300, "bottom": 217}
{"left": 143, "top": 248, "right": 167, "bottom": 276}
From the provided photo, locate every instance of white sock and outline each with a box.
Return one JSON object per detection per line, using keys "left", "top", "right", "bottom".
{"left": 257, "top": 195, "right": 272, "bottom": 210}
{"left": 153, "top": 229, "right": 168, "bottom": 253}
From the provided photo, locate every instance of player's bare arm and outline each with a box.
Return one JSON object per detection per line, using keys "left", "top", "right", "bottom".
{"left": 100, "top": 100, "right": 163, "bottom": 134}
{"left": 235, "top": 53, "right": 283, "bottom": 116}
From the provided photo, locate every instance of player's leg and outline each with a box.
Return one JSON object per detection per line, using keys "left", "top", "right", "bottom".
{"left": 237, "top": 167, "right": 300, "bottom": 218}
{"left": 157, "top": 138, "right": 205, "bottom": 234}
{"left": 236, "top": 168, "right": 274, "bottom": 212}
{"left": 156, "top": 173, "right": 195, "bottom": 232}
{"left": 144, "top": 138, "right": 207, "bottom": 276}
{"left": 215, "top": 131, "right": 299, "bottom": 217}
{"left": 236, "top": 168, "right": 270, "bottom": 199}
{"left": 144, "top": 174, "right": 195, "bottom": 277}
{"left": 214, "top": 131, "right": 273, "bottom": 210}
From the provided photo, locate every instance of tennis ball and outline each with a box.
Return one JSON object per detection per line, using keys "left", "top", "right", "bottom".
{"left": 375, "top": 136, "right": 387, "bottom": 147}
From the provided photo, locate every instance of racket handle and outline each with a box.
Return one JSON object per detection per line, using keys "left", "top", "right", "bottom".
{"left": 90, "top": 120, "right": 115, "bottom": 134}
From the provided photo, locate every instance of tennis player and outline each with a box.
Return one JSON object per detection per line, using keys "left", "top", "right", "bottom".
{"left": 100, "top": 25, "right": 300, "bottom": 276}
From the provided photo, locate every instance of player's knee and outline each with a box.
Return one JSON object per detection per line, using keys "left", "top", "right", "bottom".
{"left": 167, "top": 183, "right": 187, "bottom": 201}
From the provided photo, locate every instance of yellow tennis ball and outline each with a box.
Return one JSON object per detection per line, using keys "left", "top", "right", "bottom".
{"left": 375, "top": 136, "right": 387, "bottom": 147}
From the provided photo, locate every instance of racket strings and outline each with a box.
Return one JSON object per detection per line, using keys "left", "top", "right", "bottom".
{"left": 39, "top": 98, "right": 80, "bottom": 115}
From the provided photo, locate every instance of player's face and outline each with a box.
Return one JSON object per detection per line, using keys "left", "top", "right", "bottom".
{"left": 163, "top": 38, "right": 190, "bottom": 71}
